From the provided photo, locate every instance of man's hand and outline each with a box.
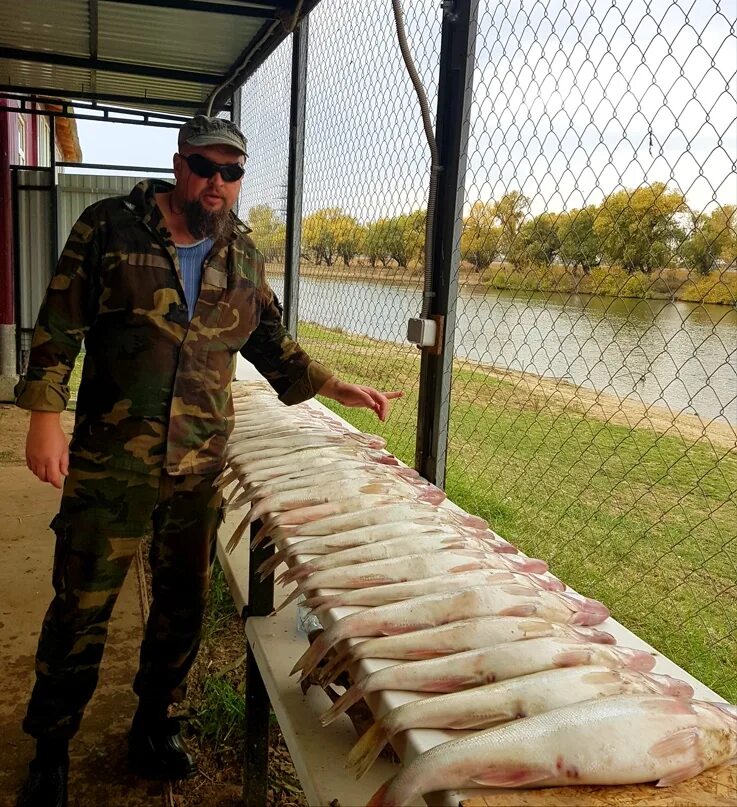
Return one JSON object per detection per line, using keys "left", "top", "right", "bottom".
{"left": 318, "top": 377, "right": 403, "bottom": 422}
{"left": 26, "top": 411, "right": 69, "bottom": 489}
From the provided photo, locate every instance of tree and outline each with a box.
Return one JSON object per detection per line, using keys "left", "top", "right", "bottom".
{"left": 364, "top": 220, "right": 391, "bottom": 268}
{"left": 682, "top": 205, "right": 737, "bottom": 275}
{"left": 511, "top": 212, "right": 561, "bottom": 269}
{"left": 247, "top": 205, "right": 286, "bottom": 262}
{"left": 302, "top": 208, "right": 342, "bottom": 266}
{"left": 461, "top": 202, "right": 501, "bottom": 270}
{"left": 494, "top": 191, "right": 530, "bottom": 261}
{"left": 595, "top": 183, "right": 687, "bottom": 273}
{"left": 380, "top": 210, "right": 426, "bottom": 269}
{"left": 334, "top": 216, "right": 364, "bottom": 267}
{"left": 557, "top": 206, "right": 601, "bottom": 273}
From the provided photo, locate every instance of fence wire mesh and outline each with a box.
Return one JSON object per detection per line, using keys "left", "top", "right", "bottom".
{"left": 238, "top": 0, "right": 736, "bottom": 700}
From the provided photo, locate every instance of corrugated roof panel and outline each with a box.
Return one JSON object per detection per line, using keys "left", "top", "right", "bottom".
{"left": 1, "top": 0, "right": 89, "bottom": 56}
{"left": 99, "top": 3, "right": 266, "bottom": 74}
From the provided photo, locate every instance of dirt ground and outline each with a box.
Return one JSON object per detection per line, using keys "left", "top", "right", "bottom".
{"left": 0, "top": 405, "right": 166, "bottom": 806}
{"left": 0, "top": 405, "right": 306, "bottom": 807}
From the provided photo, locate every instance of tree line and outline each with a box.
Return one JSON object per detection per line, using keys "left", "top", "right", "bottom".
{"left": 247, "top": 183, "right": 737, "bottom": 277}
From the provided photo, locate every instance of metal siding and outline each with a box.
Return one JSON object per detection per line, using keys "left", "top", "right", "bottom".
{"left": 100, "top": 3, "right": 263, "bottom": 74}
{"left": 3, "top": 0, "right": 89, "bottom": 56}
{"left": 56, "top": 173, "right": 167, "bottom": 253}
{"left": 16, "top": 169, "right": 53, "bottom": 334}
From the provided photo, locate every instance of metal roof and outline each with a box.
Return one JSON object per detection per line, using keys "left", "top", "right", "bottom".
{"left": 0, "top": 0, "right": 320, "bottom": 116}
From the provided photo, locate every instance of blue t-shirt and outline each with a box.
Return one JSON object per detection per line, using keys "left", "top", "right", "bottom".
{"left": 176, "top": 238, "right": 214, "bottom": 319}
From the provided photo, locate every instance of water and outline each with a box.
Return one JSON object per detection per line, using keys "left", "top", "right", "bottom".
{"left": 269, "top": 274, "right": 737, "bottom": 425}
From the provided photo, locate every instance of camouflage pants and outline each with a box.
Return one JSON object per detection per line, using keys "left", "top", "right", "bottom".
{"left": 23, "top": 456, "right": 223, "bottom": 740}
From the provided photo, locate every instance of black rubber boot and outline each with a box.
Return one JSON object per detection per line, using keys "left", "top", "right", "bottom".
{"left": 17, "top": 738, "right": 69, "bottom": 807}
{"left": 128, "top": 714, "right": 197, "bottom": 780}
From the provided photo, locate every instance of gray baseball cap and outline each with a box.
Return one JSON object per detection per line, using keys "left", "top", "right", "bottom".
{"left": 178, "top": 114, "right": 248, "bottom": 157}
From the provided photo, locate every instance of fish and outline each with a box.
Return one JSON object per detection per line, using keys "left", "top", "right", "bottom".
{"left": 278, "top": 552, "right": 548, "bottom": 611}
{"left": 316, "top": 617, "right": 613, "bottom": 686}
{"left": 320, "top": 638, "right": 656, "bottom": 725}
{"left": 275, "top": 533, "right": 533, "bottom": 585}
{"left": 366, "top": 696, "right": 737, "bottom": 806}
{"left": 246, "top": 478, "right": 443, "bottom": 529}
{"left": 303, "top": 569, "right": 562, "bottom": 614}
{"left": 349, "top": 666, "right": 695, "bottom": 778}
{"left": 227, "top": 493, "right": 445, "bottom": 554}
{"left": 257, "top": 524, "right": 501, "bottom": 580}
{"left": 254, "top": 503, "right": 487, "bottom": 548}
{"left": 292, "top": 584, "right": 610, "bottom": 678}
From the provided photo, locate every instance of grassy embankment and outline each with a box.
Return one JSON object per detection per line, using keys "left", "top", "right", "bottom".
{"left": 297, "top": 320, "right": 737, "bottom": 702}
{"left": 290, "top": 260, "right": 737, "bottom": 305}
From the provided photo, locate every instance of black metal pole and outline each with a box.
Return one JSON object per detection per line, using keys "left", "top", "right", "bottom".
{"left": 283, "top": 18, "right": 309, "bottom": 338}
{"left": 243, "top": 517, "right": 274, "bottom": 807}
{"left": 414, "top": 0, "right": 479, "bottom": 488}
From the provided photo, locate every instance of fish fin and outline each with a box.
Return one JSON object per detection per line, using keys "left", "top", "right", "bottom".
{"left": 404, "top": 648, "right": 448, "bottom": 660}
{"left": 569, "top": 626, "right": 617, "bottom": 645}
{"left": 448, "top": 711, "right": 513, "bottom": 730}
{"left": 423, "top": 676, "right": 481, "bottom": 693}
{"left": 499, "top": 603, "right": 538, "bottom": 617}
{"left": 290, "top": 633, "right": 329, "bottom": 677}
{"left": 500, "top": 583, "right": 538, "bottom": 597}
{"left": 471, "top": 765, "right": 554, "bottom": 788}
{"left": 580, "top": 670, "right": 624, "bottom": 686}
{"left": 346, "top": 722, "right": 390, "bottom": 779}
{"left": 650, "top": 728, "right": 700, "bottom": 764}
{"left": 449, "top": 561, "right": 486, "bottom": 573}
{"left": 380, "top": 623, "right": 434, "bottom": 636}
{"left": 618, "top": 649, "right": 657, "bottom": 672}
{"left": 366, "top": 781, "right": 392, "bottom": 807}
{"left": 553, "top": 648, "right": 594, "bottom": 667}
{"left": 641, "top": 697, "right": 697, "bottom": 716}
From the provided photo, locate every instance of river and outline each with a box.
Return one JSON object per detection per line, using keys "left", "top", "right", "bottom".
{"left": 268, "top": 274, "right": 737, "bottom": 425}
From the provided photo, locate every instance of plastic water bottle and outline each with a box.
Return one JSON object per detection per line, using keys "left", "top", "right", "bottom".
{"left": 295, "top": 593, "right": 323, "bottom": 638}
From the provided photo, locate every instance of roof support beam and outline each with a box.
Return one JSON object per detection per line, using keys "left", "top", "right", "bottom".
{"left": 204, "top": 0, "right": 321, "bottom": 112}
{"left": 103, "top": 0, "right": 281, "bottom": 17}
{"left": 0, "top": 83, "right": 229, "bottom": 112}
{"left": 0, "top": 47, "right": 223, "bottom": 85}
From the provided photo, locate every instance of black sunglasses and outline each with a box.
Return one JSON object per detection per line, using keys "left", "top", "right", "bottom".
{"left": 179, "top": 152, "right": 245, "bottom": 183}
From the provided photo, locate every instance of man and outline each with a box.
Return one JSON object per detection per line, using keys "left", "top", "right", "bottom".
{"left": 15, "top": 114, "right": 400, "bottom": 806}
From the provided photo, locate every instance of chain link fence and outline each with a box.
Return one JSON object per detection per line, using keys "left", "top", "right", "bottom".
{"left": 238, "top": 0, "right": 737, "bottom": 701}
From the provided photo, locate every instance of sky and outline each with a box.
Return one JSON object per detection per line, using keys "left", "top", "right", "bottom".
{"left": 72, "top": 0, "right": 736, "bottom": 223}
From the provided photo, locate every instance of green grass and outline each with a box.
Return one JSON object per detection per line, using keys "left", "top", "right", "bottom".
{"left": 299, "top": 321, "right": 737, "bottom": 702}
{"left": 202, "top": 560, "right": 239, "bottom": 643}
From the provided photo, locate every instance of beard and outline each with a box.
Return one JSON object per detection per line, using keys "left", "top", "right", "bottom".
{"left": 183, "top": 197, "right": 231, "bottom": 240}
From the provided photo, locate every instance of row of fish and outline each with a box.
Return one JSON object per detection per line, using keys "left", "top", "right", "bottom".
{"left": 223, "top": 382, "right": 737, "bottom": 806}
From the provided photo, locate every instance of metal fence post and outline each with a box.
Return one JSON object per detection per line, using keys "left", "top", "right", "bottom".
{"left": 283, "top": 19, "right": 308, "bottom": 338}
{"left": 415, "top": 0, "right": 479, "bottom": 487}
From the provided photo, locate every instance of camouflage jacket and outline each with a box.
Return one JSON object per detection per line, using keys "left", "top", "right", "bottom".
{"left": 15, "top": 179, "right": 333, "bottom": 476}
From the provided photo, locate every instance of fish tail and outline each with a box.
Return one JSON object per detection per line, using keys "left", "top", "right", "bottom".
{"left": 347, "top": 721, "right": 391, "bottom": 779}
{"left": 319, "top": 683, "right": 365, "bottom": 725}
{"left": 290, "top": 632, "right": 330, "bottom": 677}
{"left": 249, "top": 520, "right": 271, "bottom": 549}
{"left": 247, "top": 500, "right": 266, "bottom": 524}
{"left": 277, "top": 562, "right": 312, "bottom": 585}
{"left": 214, "top": 467, "right": 237, "bottom": 489}
{"left": 275, "top": 584, "right": 304, "bottom": 612}
{"left": 224, "top": 512, "right": 251, "bottom": 554}
{"left": 302, "top": 593, "right": 333, "bottom": 611}
{"left": 318, "top": 654, "right": 350, "bottom": 686}
{"left": 256, "top": 549, "right": 286, "bottom": 580}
